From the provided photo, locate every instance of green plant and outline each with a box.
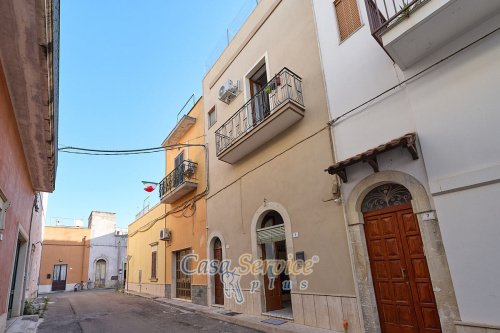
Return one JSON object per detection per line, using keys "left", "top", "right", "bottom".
{"left": 23, "top": 300, "right": 34, "bottom": 315}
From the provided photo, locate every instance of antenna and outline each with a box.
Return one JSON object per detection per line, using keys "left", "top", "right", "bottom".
{"left": 177, "top": 94, "right": 196, "bottom": 122}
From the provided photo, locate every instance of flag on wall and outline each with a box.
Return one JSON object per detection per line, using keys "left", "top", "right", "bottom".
{"left": 142, "top": 181, "right": 158, "bottom": 192}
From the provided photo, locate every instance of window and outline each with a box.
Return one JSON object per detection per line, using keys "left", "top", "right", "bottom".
{"left": 151, "top": 244, "right": 158, "bottom": 280}
{"left": 0, "top": 191, "right": 8, "bottom": 230}
{"left": 208, "top": 107, "right": 216, "bottom": 128}
{"left": 334, "top": 0, "right": 362, "bottom": 41}
{"left": 174, "top": 151, "right": 184, "bottom": 168}
{"left": 247, "top": 62, "right": 270, "bottom": 126}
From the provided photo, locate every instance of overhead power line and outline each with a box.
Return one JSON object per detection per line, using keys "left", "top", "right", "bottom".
{"left": 58, "top": 143, "right": 206, "bottom": 156}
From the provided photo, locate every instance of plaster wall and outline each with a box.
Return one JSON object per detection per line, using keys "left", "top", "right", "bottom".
{"left": 313, "top": 0, "right": 500, "bottom": 328}
{"left": 87, "top": 212, "right": 128, "bottom": 288}
{"left": 0, "top": 61, "right": 37, "bottom": 328}
{"left": 203, "top": 0, "right": 358, "bottom": 330}
{"left": 38, "top": 226, "right": 91, "bottom": 291}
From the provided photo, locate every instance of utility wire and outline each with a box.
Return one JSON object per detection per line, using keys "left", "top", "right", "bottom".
{"left": 58, "top": 143, "right": 206, "bottom": 156}
{"left": 330, "top": 26, "right": 500, "bottom": 125}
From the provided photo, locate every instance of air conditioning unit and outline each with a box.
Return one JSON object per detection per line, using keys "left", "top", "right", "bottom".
{"left": 218, "top": 79, "right": 239, "bottom": 104}
{"left": 160, "top": 228, "right": 171, "bottom": 241}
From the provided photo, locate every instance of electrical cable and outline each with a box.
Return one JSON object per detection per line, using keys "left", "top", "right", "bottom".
{"left": 330, "top": 26, "right": 500, "bottom": 125}
{"left": 58, "top": 143, "right": 206, "bottom": 156}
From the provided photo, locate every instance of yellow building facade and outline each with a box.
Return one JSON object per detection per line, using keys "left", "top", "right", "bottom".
{"left": 127, "top": 98, "right": 208, "bottom": 305}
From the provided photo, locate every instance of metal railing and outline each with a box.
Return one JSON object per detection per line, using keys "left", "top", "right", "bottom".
{"left": 215, "top": 67, "right": 304, "bottom": 156}
{"left": 159, "top": 160, "right": 198, "bottom": 199}
{"left": 365, "top": 0, "right": 428, "bottom": 42}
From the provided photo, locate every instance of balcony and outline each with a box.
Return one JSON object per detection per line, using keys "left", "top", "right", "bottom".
{"left": 159, "top": 160, "right": 198, "bottom": 204}
{"left": 215, "top": 68, "right": 305, "bottom": 164}
{"left": 365, "top": 0, "right": 500, "bottom": 68}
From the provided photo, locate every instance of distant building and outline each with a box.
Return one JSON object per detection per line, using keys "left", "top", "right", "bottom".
{"left": 0, "top": 0, "right": 59, "bottom": 330}
{"left": 38, "top": 212, "right": 127, "bottom": 293}
{"left": 38, "top": 226, "right": 91, "bottom": 293}
{"left": 88, "top": 212, "right": 128, "bottom": 289}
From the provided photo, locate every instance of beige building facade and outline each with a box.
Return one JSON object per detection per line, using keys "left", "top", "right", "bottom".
{"left": 203, "top": 0, "right": 361, "bottom": 331}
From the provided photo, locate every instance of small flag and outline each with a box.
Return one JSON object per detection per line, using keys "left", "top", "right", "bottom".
{"left": 142, "top": 181, "right": 158, "bottom": 193}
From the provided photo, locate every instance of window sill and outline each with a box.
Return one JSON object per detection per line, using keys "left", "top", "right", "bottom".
{"left": 150, "top": 278, "right": 158, "bottom": 282}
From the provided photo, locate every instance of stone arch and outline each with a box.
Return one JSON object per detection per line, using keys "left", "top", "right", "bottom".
{"left": 345, "top": 170, "right": 460, "bottom": 333}
{"left": 207, "top": 231, "right": 228, "bottom": 307}
{"left": 94, "top": 257, "right": 108, "bottom": 288}
{"left": 249, "top": 201, "right": 296, "bottom": 315}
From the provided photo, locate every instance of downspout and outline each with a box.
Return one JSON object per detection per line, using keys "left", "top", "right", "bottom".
{"left": 117, "top": 236, "right": 121, "bottom": 288}
{"left": 21, "top": 193, "right": 39, "bottom": 311}
{"left": 164, "top": 203, "right": 167, "bottom": 297}
{"left": 81, "top": 236, "right": 86, "bottom": 283}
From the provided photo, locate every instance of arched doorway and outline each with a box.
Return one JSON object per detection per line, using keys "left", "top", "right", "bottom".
{"left": 95, "top": 259, "right": 107, "bottom": 288}
{"left": 213, "top": 237, "right": 224, "bottom": 305}
{"left": 362, "top": 183, "right": 441, "bottom": 333}
{"left": 257, "top": 210, "right": 291, "bottom": 314}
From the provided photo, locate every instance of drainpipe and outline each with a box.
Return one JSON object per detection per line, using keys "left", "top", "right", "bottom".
{"left": 117, "top": 237, "right": 121, "bottom": 288}
{"left": 81, "top": 236, "right": 86, "bottom": 283}
{"left": 164, "top": 203, "right": 167, "bottom": 297}
{"left": 21, "top": 193, "right": 39, "bottom": 311}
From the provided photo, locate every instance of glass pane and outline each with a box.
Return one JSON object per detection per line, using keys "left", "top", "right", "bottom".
{"left": 60, "top": 265, "right": 67, "bottom": 280}
{"left": 53, "top": 265, "right": 61, "bottom": 280}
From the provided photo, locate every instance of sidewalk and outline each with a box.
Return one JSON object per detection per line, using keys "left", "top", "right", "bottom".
{"left": 125, "top": 290, "right": 336, "bottom": 333}
{"left": 5, "top": 315, "right": 40, "bottom": 333}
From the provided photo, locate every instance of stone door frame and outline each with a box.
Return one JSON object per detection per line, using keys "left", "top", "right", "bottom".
{"left": 345, "top": 171, "right": 460, "bottom": 333}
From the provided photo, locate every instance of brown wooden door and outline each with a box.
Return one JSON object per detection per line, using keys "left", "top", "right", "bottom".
{"left": 364, "top": 204, "right": 441, "bottom": 333}
{"left": 213, "top": 245, "right": 224, "bottom": 305}
{"left": 51, "top": 264, "right": 67, "bottom": 291}
{"left": 262, "top": 243, "right": 282, "bottom": 311}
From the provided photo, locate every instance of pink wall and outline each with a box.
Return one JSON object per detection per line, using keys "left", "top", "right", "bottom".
{"left": 0, "top": 61, "right": 36, "bottom": 315}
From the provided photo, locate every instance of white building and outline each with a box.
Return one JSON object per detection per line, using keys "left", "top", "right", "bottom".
{"left": 88, "top": 212, "right": 128, "bottom": 288}
{"left": 312, "top": 0, "right": 500, "bottom": 332}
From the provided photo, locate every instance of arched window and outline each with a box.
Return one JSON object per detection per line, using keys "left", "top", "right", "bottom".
{"left": 214, "top": 237, "right": 222, "bottom": 250}
{"left": 260, "top": 210, "right": 284, "bottom": 229}
{"left": 257, "top": 211, "right": 285, "bottom": 245}
{"left": 361, "top": 183, "right": 412, "bottom": 213}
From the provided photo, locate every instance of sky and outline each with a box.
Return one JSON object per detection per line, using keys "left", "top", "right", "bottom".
{"left": 47, "top": 0, "right": 256, "bottom": 228}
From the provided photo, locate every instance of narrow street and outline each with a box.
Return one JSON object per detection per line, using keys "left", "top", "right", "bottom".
{"left": 37, "top": 290, "right": 261, "bottom": 333}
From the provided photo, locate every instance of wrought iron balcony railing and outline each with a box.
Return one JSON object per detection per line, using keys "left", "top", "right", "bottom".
{"left": 215, "top": 67, "right": 304, "bottom": 156}
{"left": 159, "top": 160, "right": 198, "bottom": 199}
{"left": 365, "top": 0, "right": 428, "bottom": 43}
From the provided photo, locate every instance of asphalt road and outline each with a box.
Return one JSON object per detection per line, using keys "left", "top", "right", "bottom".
{"left": 37, "top": 289, "right": 261, "bottom": 333}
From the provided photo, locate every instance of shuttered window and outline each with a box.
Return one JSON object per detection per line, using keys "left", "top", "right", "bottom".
{"left": 151, "top": 251, "right": 157, "bottom": 279}
{"left": 334, "top": 0, "right": 362, "bottom": 41}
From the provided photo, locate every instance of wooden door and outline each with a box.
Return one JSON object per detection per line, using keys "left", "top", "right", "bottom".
{"left": 364, "top": 203, "right": 441, "bottom": 333}
{"left": 51, "top": 264, "right": 67, "bottom": 291}
{"left": 213, "top": 243, "right": 224, "bottom": 305}
{"left": 262, "top": 243, "right": 282, "bottom": 311}
{"left": 95, "top": 260, "right": 106, "bottom": 288}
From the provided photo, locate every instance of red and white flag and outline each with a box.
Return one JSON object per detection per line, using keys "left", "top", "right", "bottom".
{"left": 142, "top": 181, "right": 158, "bottom": 193}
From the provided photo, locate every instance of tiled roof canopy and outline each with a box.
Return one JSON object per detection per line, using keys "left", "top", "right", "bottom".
{"left": 325, "top": 133, "right": 418, "bottom": 182}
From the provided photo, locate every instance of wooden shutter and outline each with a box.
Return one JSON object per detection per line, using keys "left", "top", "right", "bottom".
{"left": 151, "top": 251, "right": 157, "bottom": 279}
{"left": 335, "top": 0, "right": 362, "bottom": 41}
